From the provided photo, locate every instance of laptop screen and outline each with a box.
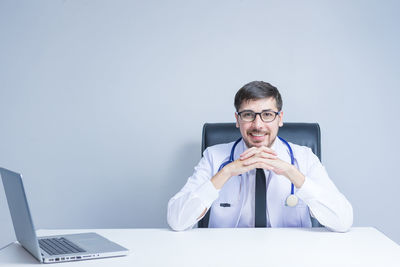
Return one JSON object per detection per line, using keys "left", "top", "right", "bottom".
{"left": 0, "top": 168, "right": 42, "bottom": 261}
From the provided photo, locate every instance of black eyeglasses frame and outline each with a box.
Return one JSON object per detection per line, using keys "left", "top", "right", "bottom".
{"left": 236, "top": 110, "right": 281, "bottom": 123}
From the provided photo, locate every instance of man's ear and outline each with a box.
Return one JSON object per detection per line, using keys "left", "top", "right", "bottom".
{"left": 278, "top": 111, "right": 284, "bottom": 127}
{"left": 235, "top": 112, "right": 239, "bottom": 128}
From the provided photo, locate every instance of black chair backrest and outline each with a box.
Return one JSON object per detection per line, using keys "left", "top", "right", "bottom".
{"left": 199, "top": 122, "right": 322, "bottom": 228}
{"left": 202, "top": 122, "right": 321, "bottom": 161}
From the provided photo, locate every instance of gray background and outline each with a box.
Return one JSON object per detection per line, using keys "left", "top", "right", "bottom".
{"left": 1, "top": 0, "right": 399, "bottom": 249}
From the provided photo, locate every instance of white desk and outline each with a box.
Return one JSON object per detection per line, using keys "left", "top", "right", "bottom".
{"left": 1, "top": 227, "right": 399, "bottom": 267}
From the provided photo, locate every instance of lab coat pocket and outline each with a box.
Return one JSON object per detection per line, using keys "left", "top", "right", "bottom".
{"left": 216, "top": 175, "right": 241, "bottom": 206}
{"left": 210, "top": 176, "right": 242, "bottom": 227}
{"left": 211, "top": 200, "right": 240, "bottom": 227}
{"left": 282, "top": 204, "right": 310, "bottom": 227}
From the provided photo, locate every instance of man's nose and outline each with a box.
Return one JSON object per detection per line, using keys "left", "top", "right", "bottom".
{"left": 252, "top": 114, "right": 264, "bottom": 128}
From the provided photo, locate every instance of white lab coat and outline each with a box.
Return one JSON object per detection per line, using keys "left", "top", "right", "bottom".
{"left": 167, "top": 138, "right": 353, "bottom": 232}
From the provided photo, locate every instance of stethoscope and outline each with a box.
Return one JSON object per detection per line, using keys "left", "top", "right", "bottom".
{"left": 218, "top": 137, "right": 299, "bottom": 207}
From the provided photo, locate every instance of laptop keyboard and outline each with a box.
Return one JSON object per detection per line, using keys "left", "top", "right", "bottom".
{"left": 39, "top": 237, "right": 86, "bottom": 255}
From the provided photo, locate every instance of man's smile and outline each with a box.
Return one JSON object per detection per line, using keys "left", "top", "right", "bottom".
{"left": 250, "top": 133, "right": 266, "bottom": 137}
{"left": 248, "top": 131, "right": 268, "bottom": 142}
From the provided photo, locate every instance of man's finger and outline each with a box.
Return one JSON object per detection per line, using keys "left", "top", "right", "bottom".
{"left": 240, "top": 150, "right": 278, "bottom": 161}
{"left": 242, "top": 156, "right": 273, "bottom": 167}
{"left": 239, "top": 147, "right": 257, "bottom": 158}
{"left": 260, "top": 152, "right": 278, "bottom": 160}
{"left": 240, "top": 146, "right": 277, "bottom": 160}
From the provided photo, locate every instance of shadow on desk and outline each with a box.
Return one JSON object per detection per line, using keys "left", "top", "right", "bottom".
{"left": 0, "top": 242, "right": 40, "bottom": 265}
{"left": 297, "top": 227, "right": 328, "bottom": 232}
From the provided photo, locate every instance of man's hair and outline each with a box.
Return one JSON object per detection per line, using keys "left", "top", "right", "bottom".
{"left": 234, "top": 81, "right": 283, "bottom": 112}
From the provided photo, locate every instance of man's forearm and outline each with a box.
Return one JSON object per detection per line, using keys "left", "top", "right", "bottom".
{"left": 284, "top": 165, "right": 305, "bottom": 188}
{"left": 210, "top": 167, "right": 232, "bottom": 190}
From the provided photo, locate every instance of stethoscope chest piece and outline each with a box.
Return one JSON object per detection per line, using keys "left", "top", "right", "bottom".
{"left": 285, "top": 194, "right": 298, "bottom": 207}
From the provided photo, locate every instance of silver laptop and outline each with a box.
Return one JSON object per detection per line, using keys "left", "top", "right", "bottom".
{"left": 0, "top": 167, "right": 129, "bottom": 263}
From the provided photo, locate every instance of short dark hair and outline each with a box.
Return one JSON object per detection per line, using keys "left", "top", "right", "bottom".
{"left": 234, "top": 81, "right": 283, "bottom": 111}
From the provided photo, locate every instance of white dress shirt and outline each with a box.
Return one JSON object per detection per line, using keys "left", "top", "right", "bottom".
{"left": 167, "top": 138, "right": 353, "bottom": 232}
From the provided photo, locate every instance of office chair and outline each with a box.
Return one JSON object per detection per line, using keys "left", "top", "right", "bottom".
{"left": 198, "top": 122, "right": 323, "bottom": 228}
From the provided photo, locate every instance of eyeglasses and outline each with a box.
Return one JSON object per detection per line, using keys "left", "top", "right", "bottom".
{"left": 236, "top": 110, "right": 280, "bottom": 122}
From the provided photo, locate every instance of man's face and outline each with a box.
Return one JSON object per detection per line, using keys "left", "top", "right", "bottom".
{"left": 235, "top": 97, "right": 283, "bottom": 148}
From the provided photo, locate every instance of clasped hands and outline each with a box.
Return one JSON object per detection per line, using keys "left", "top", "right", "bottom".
{"left": 222, "top": 146, "right": 305, "bottom": 188}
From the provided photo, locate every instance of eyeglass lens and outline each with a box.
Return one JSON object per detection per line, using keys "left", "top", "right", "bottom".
{"left": 240, "top": 111, "right": 277, "bottom": 122}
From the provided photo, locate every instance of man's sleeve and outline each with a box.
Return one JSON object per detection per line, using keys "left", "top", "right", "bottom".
{"left": 167, "top": 148, "right": 220, "bottom": 231}
{"left": 296, "top": 148, "right": 354, "bottom": 232}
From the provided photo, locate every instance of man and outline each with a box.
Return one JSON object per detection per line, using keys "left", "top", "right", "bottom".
{"left": 167, "top": 81, "right": 353, "bottom": 232}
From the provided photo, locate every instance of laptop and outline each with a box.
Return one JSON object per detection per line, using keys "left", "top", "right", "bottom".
{"left": 0, "top": 167, "right": 129, "bottom": 263}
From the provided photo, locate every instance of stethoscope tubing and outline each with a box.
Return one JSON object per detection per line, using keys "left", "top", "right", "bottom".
{"left": 218, "top": 136, "right": 296, "bottom": 194}
{"left": 218, "top": 138, "right": 242, "bottom": 172}
{"left": 277, "top": 136, "right": 295, "bottom": 195}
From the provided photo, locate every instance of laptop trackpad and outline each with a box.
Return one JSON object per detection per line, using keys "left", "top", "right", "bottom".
{"left": 65, "top": 233, "right": 127, "bottom": 253}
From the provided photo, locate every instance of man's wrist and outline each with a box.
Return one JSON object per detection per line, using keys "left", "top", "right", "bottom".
{"left": 211, "top": 166, "right": 233, "bottom": 190}
{"left": 286, "top": 165, "right": 305, "bottom": 188}
{"left": 220, "top": 164, "right": 233, "bottom": 177}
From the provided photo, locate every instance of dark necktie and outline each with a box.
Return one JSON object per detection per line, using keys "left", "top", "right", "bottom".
{"left": 255, "top": 168, "right": 267, "bottom": 227}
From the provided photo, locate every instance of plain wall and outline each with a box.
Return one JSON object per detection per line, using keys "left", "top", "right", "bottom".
{"left": 1, "top": 0, "right": 400, "bottom": 248}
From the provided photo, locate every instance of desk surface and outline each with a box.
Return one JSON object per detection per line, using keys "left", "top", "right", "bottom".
{"left": 1, "top": 227, "right": 399, "bottom": 267}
